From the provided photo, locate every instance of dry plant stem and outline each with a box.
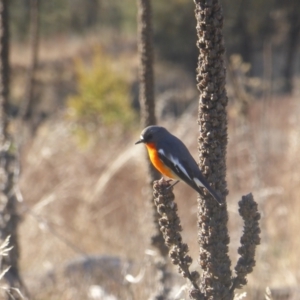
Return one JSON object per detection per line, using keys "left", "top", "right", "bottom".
{"left": 137, "top": 0, "right": 156, "bottom": 129}
{"left": 137, "top": 0, "right": 159, "bottom": 183}
{"left": 0, "top": 1, "right": 27, "bottom": 298}
{"left": 137, "top": 1, "right": 168, "bottom": 298}
{"left": 20, "top": 0, "right": 40, "bottom": 124}
{"left": 194, "top": 0, "right": 232, "bottom": 298}
{"left": 153, "top": 178, "right": 202, "bottom": 295}
{"left": 194, "top": 0, "right": 261, "bottom": 296}
{"left": 0, "top": 0, "right": 8, "bottom": 142}
{"left": 230, "top": 193, "right": 261, "bottom": 293}
{"left": 137, "top": 0, "right": 167, "bottom": 256}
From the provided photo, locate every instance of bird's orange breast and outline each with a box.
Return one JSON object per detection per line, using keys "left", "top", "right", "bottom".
{"left": 145, "top": 142, "right": 176, "bottom": 179}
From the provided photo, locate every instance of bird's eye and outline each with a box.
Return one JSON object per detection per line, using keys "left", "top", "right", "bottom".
{"left": 147, "top": 133, "right": 153, "bottom": 140}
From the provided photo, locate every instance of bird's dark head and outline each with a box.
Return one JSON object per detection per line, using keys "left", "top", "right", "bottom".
{"left": 135, "top": 126, "right": 166, "bottom": 145}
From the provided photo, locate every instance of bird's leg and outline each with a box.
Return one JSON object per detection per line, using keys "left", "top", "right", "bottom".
{"left": 167, "top": 180, "right": 180, "bottom": 190}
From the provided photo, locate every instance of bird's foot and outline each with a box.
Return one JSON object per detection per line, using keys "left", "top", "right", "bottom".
{"left": 166, "top": 180, "right": 180, "bottom": 190}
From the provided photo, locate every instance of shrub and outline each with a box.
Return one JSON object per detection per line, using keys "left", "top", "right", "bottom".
{"left": 67, "top": 50, "right": 136, "bottom": 143}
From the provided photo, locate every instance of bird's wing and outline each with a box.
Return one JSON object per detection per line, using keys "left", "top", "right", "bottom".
{"left": 157, "top": 145, "right": 221, "bottom": 204}
{"left": 157, "top": 148, "right": 196, "bottom": 184}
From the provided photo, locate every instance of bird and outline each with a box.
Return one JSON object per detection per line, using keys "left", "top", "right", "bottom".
{"left": 135, "top": 125, "right": 222, "bottom": 205}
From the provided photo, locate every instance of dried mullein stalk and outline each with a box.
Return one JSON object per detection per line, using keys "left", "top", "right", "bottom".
{"left": 194, "top": 0, "right": 232, "bottom": 298}
{"left": 153, "top": 178, "right": 201, "bottom": 294}
{"left": 231, "top": 194, "right": 261, "bottom": 292}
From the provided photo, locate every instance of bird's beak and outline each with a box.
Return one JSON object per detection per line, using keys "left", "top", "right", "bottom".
{"left": 135, "top": 139, "right": 144, "bottom": 145}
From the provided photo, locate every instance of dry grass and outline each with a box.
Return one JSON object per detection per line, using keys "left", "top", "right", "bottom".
{"left": 18, "top": 92, "right": 300, "bottom": 299}
{"left": 8, "top": 34, "right": 300, "bottom": 299}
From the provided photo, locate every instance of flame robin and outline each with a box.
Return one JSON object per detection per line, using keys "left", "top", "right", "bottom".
{"left": 135, "top": 125, "right": 221, "bottom": 205}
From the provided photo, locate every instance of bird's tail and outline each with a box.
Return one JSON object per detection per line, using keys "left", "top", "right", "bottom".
{"left": 193, "top": 177, "right": 222, "bottom": 205}
{"left": 205, "top": 185, "right": 222, "bottom": 205}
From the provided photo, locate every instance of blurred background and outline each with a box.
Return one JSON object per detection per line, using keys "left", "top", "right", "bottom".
{"left": 4, "top": 0, "right": 300, "bottom": 299}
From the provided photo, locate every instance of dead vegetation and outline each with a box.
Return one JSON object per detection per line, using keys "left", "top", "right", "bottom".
{"left": 1, "top": 33, "right": 299, "bottom": 299}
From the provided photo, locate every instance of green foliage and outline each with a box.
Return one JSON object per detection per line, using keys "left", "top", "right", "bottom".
{"left": 67, "top": 50, "right": 136, "bottom": 143}
{"left": 223, "top": 0, "right": 278, "bottom": 63}
{"left": 40, "top": 0, "right": 71, "bottom": 35}
{"left": 9, "top": 0, "right": 137, "bottom": 39}
{"left": 10, "top": 0, "right": 71, "bottom": 39}
{"left": 100, "top": 1, "right": 137, "bottom": 33}
{"left": 152, "top": 0, "right": 197, "bottom": 70}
